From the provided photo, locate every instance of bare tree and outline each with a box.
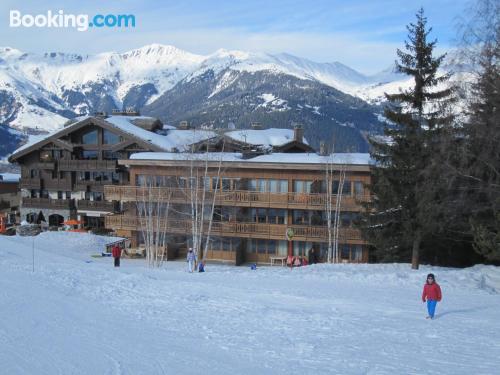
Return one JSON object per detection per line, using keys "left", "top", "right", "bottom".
{"left": 324, "top": 153, "right": 348, "bottom": 263}
{"left": 182, "top": 134, "right": 226, "bottom": 264}
{"left": 136, "top": 176, "right": 172, "bottom": 268}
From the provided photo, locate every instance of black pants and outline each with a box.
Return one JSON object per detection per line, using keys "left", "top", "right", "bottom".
{"left": 114, "top": 257, "right": 120, "bottom": 267}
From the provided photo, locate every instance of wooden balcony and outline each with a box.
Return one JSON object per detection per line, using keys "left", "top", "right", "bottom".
{"left": 43, "top": 178, "right": 73, "bottom": 191}
{"left": 105, "top": 215, "right": 366, "bottom": 244}
{"left": 58, "top": 160, "right": 117, "bottom": 171}
{"left": 77, "top": 200, "right": 118, "bottom": 213}
{"left": 104, "top": 185, "right": 370, "bottom": 211}
{"left": 22, "top": 197, "right": 75, "bottom": 209}
{"left": 35, "top": 161, "right": 56, "bottom": 170}
{"left": 74, "top": 180, "right": 120, "bottom": 192}
{"left": 19, "top": 178, "right": 42, "bottom": 190}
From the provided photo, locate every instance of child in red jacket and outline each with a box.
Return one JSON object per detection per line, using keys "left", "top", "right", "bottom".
{"left": 422, "top": 273, "right": 442, "bottom": 319}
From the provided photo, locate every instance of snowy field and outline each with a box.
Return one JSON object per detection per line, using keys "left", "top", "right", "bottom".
{"left": 0, "top": 232, "right": 499, "bottom": 375}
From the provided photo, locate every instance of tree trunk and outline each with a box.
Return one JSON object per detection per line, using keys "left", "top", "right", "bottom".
{"left": 411, "top": 231, "right": 421, "bottom": 269}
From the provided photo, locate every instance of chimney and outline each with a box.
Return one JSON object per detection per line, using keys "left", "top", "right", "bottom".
{"left": 251, "top": 122, "right": 263, "bottom": 130}
{"left": 93, "top": 111, "right": 108, "bottom": 118}
{"left": 178, "top": 121, "right": 190, "bottom": 130}
{"left": 111, "top": 108, "right": 140, "bottom": 116}
{"left": 293, "top": 123, "right": 304, "bottom": 142}
{"left": 319, "top": 141, "right": 328, "bottom": 156}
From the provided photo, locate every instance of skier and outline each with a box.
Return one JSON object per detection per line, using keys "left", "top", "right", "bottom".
{"left": 422, "top": 273, "right": 442, "bottom": 319}
{"left": 112, "top": 244, "right": 122, "bottom": 267}
{"left": 187, "top": 248, "right": 196, "bottom": 273}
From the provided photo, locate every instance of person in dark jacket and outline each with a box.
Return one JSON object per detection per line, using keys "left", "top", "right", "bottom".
{"left": 112, "top": 245, "right": 122, "bottom": 267}
{"left": 308, "top": 248, "right": 318, "bottom": 265}
{"left": 422, "top": 273, "right": 442, "bottom": 319}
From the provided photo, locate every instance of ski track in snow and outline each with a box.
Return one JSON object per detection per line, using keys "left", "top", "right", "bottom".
{"left": 0, "top": 232, "right": 499, "bottom": 374}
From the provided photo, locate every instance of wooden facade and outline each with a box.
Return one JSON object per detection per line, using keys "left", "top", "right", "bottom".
{"left": 8, "top": 114, "right": 167, "bottom": 229}
{"left": 104, "top": 156, "right": 371, "bottom": 265}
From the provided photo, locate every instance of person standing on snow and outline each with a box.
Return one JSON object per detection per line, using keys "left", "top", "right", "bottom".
{"left": 187, "top": 248, "right": 196, "bottom": 273}
{"left": 422, "top": 273, "right": 442, "bottom": 319}
{"left": 112, "top": 244, "right": 122, "bottom": 268}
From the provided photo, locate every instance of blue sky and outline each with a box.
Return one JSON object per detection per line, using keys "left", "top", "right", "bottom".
{"left": 1, "top": 0, "right": 471, "bottom": 74}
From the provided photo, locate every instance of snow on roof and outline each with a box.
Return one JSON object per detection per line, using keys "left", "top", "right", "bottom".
{"left": 225, "top": 128, "right": 308, "bottom": 147}
{"left": 11, "top": 115, "right": 217, "bottom": 157}
{"left": 0, "top": 173, "right": 21, "bottom": 182}
{"left": 130, "top": 152, "right": 243, "bottom": 162}
{"left": 130, "top": 152, "right": 372, "bottom": 165}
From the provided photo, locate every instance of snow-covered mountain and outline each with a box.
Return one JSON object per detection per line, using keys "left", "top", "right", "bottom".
{"left": 0, "top": 44, "right": 409, "bottom": 124}
{"left": 0, "top": 43, "right": 420, "bottom": 156}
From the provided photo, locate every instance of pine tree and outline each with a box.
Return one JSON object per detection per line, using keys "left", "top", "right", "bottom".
{"left": 463, "top": 12, "right": 500, "bottom": 262}
{"left": 364, "top": 8, "right": 453, "bottom": 269}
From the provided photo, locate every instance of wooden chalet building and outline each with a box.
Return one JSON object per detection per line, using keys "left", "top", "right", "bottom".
{"left": 104, "top": 147, "right": 372, "bottom": 265}
{"left": 8, "top": 111, "right": 216, "bottom": 229}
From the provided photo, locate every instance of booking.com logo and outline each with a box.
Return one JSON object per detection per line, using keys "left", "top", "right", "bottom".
{"left": 9, "top": 10, "right": 135, "bottom": 32}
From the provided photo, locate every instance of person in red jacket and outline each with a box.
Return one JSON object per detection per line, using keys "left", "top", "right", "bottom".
{"left": 112, "top": 245, "right": 122, "bottom": 267}
{"left": 422, "top": 273, "right": 442, "bottom": 319}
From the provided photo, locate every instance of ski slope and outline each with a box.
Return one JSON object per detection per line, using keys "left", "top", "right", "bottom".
{"left": 0, "top": 232, "right": 499, "bottom": 374}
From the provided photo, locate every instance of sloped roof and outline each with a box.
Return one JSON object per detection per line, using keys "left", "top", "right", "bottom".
{"left": 9, "top": 116, "right": 217, "bottom": 162}
{"left": 224, "top": 128, "right": 309, "bottom": 148}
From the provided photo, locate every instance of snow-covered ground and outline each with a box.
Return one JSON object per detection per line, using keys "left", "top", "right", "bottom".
{"left": 0, "top": 232, "right": 499, "bottom": 374}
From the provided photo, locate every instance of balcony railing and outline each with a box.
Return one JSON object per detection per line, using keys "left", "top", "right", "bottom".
{"left": 58, "top": 160, "right": 117, "bottom": 171}
{"left": 35, "top": 161, "right": 56, "bottom": 170}
{"left": 19, "top": 178, "right": 42, "bottom": 190}
{"left": 22, "top": 197, "right": 75, "bottom": 209}
{"left": 77, "top": 200, "right": 118, "bottom": 212}
{"left": 105, "top": 215, "right": 365, "bottom": 243}
{"left": 43, "top": 178, "right": 73, "bottom": 191}
{"left": 74, "top": 180, "right": 120, "bottom": 192}
{"left": 104, "top": 185, "right": 370, "bottom": 210}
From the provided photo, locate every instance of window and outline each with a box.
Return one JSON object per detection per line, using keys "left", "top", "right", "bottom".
{"left": 354, "top": 181, "right": 364, "bottom": 196}
{"left": 257, "top": 179, "right": 266, "bottom": 192}
{"left": 57, "top": 191, "right": 63, "bottom": 199}
{"left": 333, "top": 180, "right": 352, "bottom": 195}
{"left": 340, "top": 212, "right": 352, "bottom": 227}
{"left": 267, "top": 240, "right": 277, "bottom": 255}
{"left": 30, "top": 169, "right": 38, "bottom": 178}
{"left": 293, "top": 210, "right": 310, "bottom": 225}
{"left": 65, "top": 191, "right": 71, "bottom": 200}
{"left": 293, "top": 241, "right": 312, "bottom": 257}
{"left": 112, "top": 173, "right": 120, "bottom": 184}
{"left": 82, "top": 130, "right": 98, "bottom": 144}
{"left": 278, "top": 180, "right": 288, "bottom": 193}
{"left": 269, "top": 180, "right": 278, "bottom": 193}
{"left": 82, "top": 150, "right": 98, "bottom": 160}
{"left": 251, "top": 208, "right": 267, "bottom": 223}
{"left": 103, "top": 130, "right": 121, "bottom": 144}
{"left": 51, "top": 149, "right": 63, "bottom": 160}
{"left": 268, "top": 209, "right": 286, "bottom": 224}
{"left": 353, "top": 245, "right": 363, "bottom": 262}
{"left": 222, "top": 238, "right": 232, "bottom": 252}
{"left": 249, "top": 179, "right": 257, "bottom": 191}
{"left": 221, "top": 178, "right": 232, "bottom": 191}
{"left": 293, "top": 180, "right": 312, "bottom": 193}
{"left": 103, "top": 151, "right": 120, "bottom": 160}
{"left": 40, "top": 150, "right": 51, "bottom": 161}
{"left": 341, "top": 244, "right": 350, "bottom": 260}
